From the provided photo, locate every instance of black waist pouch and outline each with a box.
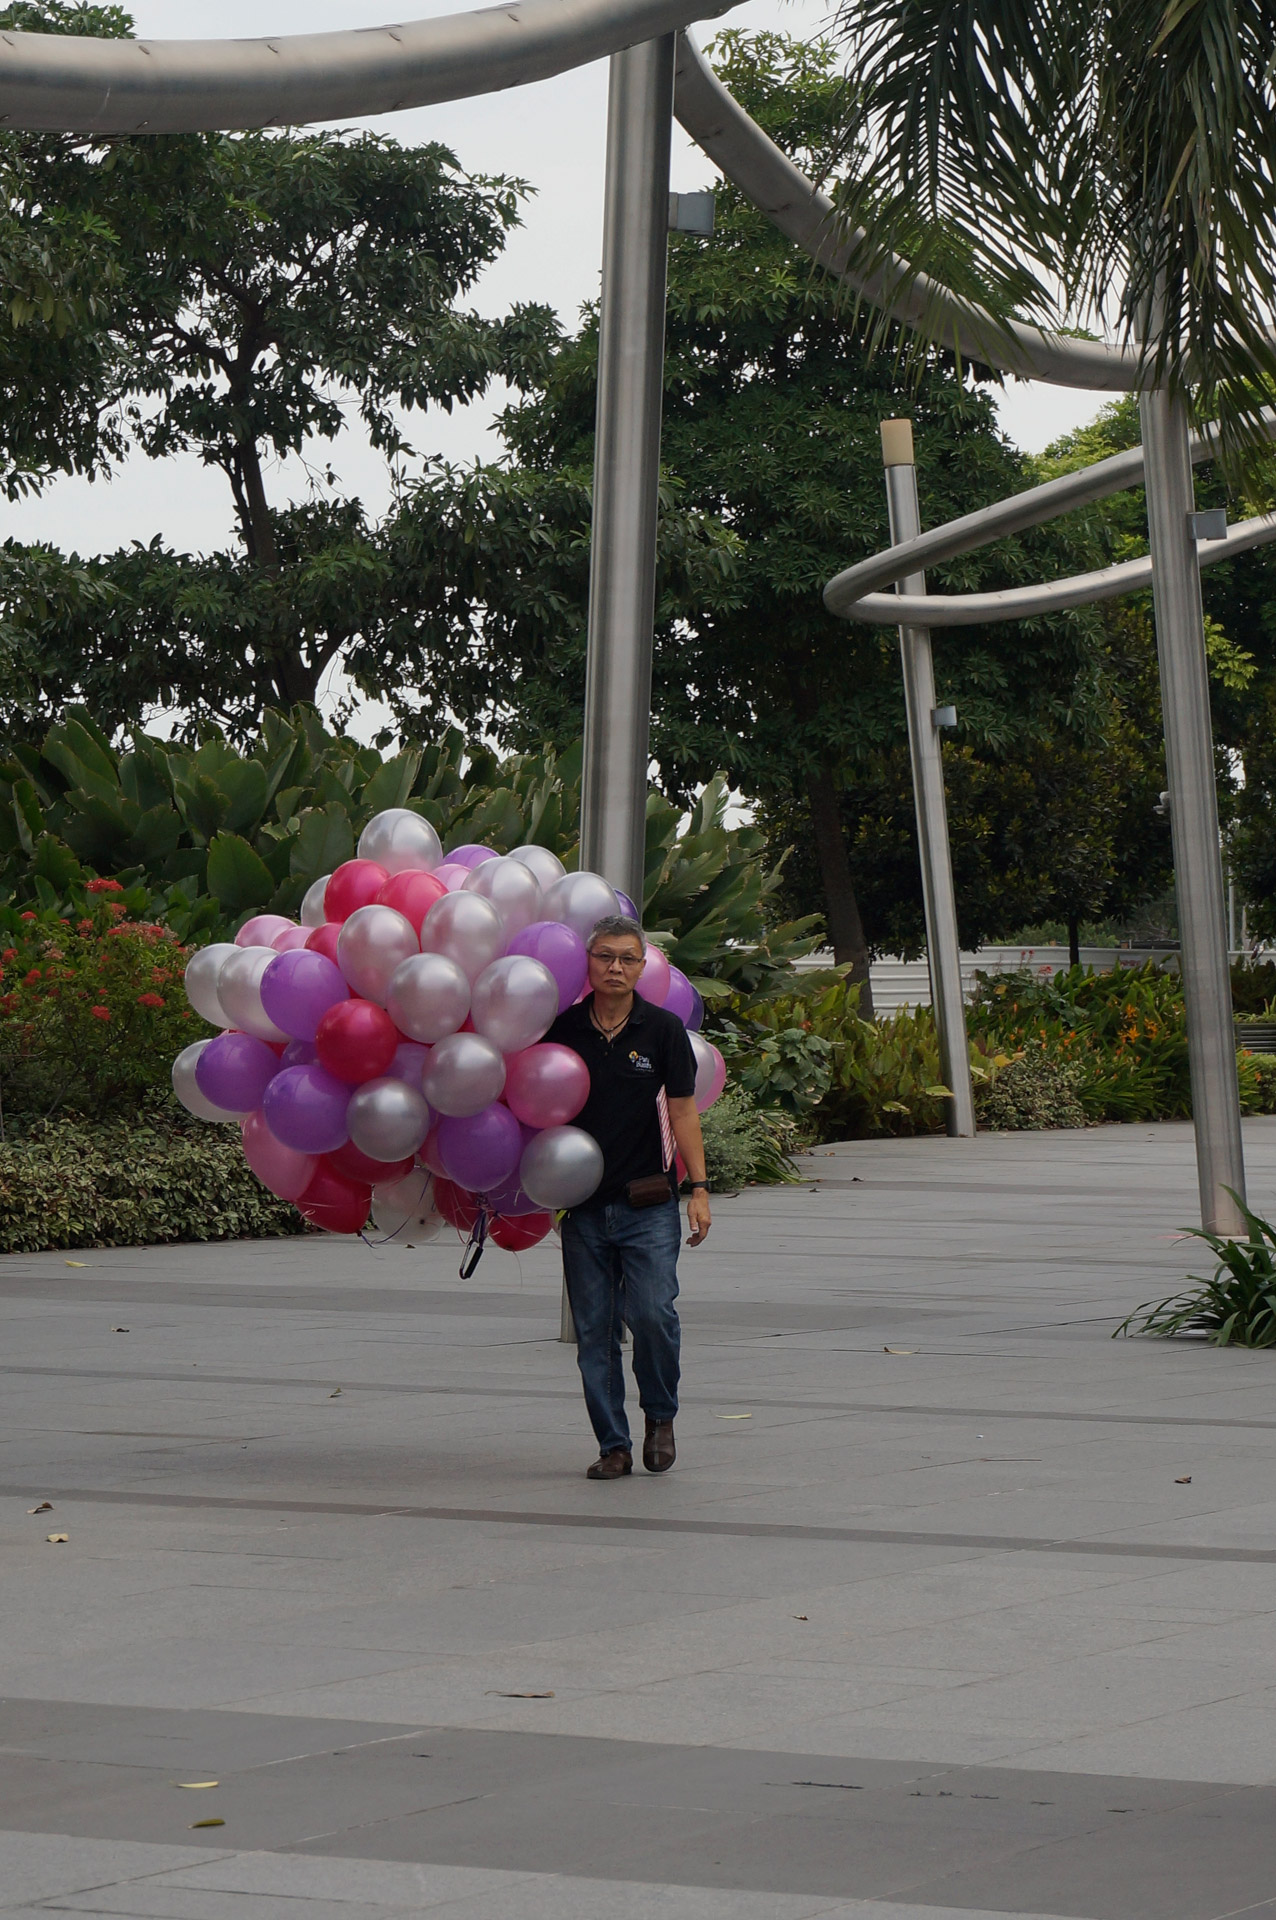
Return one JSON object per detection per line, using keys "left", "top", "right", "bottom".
{"left": 626, "top": 1174, "right": 674, "bottom": 1209}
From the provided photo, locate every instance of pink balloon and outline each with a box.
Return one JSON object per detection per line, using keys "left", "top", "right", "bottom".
{"left": 241, "top": 1109, "right": 316, "bottom": 1201}
{"left": 434, "top": 862, "right": 473, "bottom": 893}
{"left": 270, "top": 924, "right": 311, "bottom": 952}
{"left": 236, "top": 914, "right": 295, "bottom": 949}
{"left": 419, "top": 1122, "right": 448, "bottom": 1178}
{"left": 503, "top": 1044, "right": 591, "bottom": 1128}
{"left": 690, "top": 1034, "right": 727, "bottom": 1112}
{"left": 636, "top": 945, "right": 670, "bottom": 1006}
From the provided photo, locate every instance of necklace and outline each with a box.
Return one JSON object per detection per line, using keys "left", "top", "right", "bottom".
{"left": 590, "top": 1004, "right": 630, "bottom": 1043}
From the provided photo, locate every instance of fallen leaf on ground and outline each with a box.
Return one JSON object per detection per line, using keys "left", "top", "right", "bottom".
{"left": 793, "top": 1614, "right": 809, "bottom": 1621}
{"left": 174, "top": 1781, "right": 219, "bottom": 1789}
{"left": 485, "top": 1690, "right": 554, "bottom": 1698}
{"left": 329, "top": 1388, "right": 342, "bottom": 1397}
{"left": 112, "top": 1327, "right": 129, "bottom": 1334}
{"left": 883, "top": 1347, "right": 915, "bottom": 1355}
{"left": 1175, "top": 1475, "right": 1192, "bottom": 1484}
{"left": 45, "top": 1533, "right": 68, "bottom": 1544}
{"left": 27, "top": 1502, "right": 52, "bottom": 1514}
{"left": 189, "top": 1818, "right": 225, "bottom": 1829}
{"left": 713, "top": 1412, "right": 752, "bottom": 1420}
{"left": 64, "top": 1260, "right": 86, "bottom": 1267}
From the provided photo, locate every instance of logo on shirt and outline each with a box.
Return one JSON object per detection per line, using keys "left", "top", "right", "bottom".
{"left": 628, "top": 1050, "right": 654, "bottom": 1072}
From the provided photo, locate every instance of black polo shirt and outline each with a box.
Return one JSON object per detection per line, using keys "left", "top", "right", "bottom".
{"left": 547, "top": 992, "right": 697, "bottom": 1208}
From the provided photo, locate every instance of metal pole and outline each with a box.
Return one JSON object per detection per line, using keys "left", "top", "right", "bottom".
{"left": 1139, "top": 389, "right": 1246, "bottom": 1234}
{"left": 881, "top": 420, "right": 976, "bottom": 1138}
{"left": 578, "top": 34, "right": 674, "bottom": 906}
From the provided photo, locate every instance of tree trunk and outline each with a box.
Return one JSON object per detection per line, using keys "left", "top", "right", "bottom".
{"left": 234, "top": 437, "right": 279, "bottom": 572}
{"left": 1067, "top": 915, "right": 1081, "bottom": 968}
{"left": 807, "top": 762, "right": 875, "bottom": 1019}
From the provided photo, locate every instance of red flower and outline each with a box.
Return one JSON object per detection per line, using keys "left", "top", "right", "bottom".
{"left": 19, "top": 911, "right": 36, "bottom": 922}
{"left": 90, "top": 1006, "right": 111, "bottom": 1021}
{"left": 85, "top": 878, "right": 124, "bottom": 895}
{"left": 136, "top": 992, "right": 164, "bottom": 1009}
{"left": 76, "top": 919, "right": 93, "bottom": 934}
{"left": 104, "top": 901, "right": 127, "bottom": 916}
{"left": 1, "top": 948, "right": 15, "bottom": 961}
{"left": 23, "top": 968, "right": 40, "bottom": 987}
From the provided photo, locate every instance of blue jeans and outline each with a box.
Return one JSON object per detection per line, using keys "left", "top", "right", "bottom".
{"left": 561, "top": 1196, "right": 682, "bottom": 1455}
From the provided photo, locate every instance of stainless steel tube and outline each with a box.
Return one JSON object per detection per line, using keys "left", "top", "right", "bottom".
{"left": 578, "top": 35, "right": 675, "bottom": 906}
{"left": 1139, "top": 390, "right": 1246, "bottom": 1234}
{"left": 881, "top": 422, "right": 976, "bottom": 1139}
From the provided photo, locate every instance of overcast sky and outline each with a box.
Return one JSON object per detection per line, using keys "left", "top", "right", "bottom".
{"left": 7, "top": 0, "right": 1110, "bottom": 731}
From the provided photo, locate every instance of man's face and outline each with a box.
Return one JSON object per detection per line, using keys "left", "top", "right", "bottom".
{"left": 587, "top": 934, "right": 645, "bottom": 991}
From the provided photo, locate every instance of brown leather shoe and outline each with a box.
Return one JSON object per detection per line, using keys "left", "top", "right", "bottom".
{"left": 586, "top": 1448, "right": 632, "bottom": 1480}
{"left": 643, "top": 1419, "right": 676, "bottom": 1473}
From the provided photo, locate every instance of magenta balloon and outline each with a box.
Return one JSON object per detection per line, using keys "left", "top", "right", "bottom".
{"left": 436, "top": 1101, "right": 523, "bottom": 1192}
{"left": 385, "top": 1040, "right": 430, "bottom": 1088}
{"left": 507, "top": 920, "right": 588, "bottom": 1012}
{"left": 241, "top": 1109, "right": 316, "bottom": 1201}
{"left": 260, "top": 948, "right": 349, "bottom": 1041}
{"left": 503, "top": 1043, "right": 591, "bottom": 1128}
{"left": 636, "top": 944, "right": 670, "bottom": 1006}
{"left": 281, "top": 1038, "right": 318, "bottom": 1068}
{"left": 261, "top": 1062, "right": 351, "bottom": 1153}
{"left": 271, "top": 924, "right": 311, "bottom": 952}
{"left": 446, "top": 843, "right": 498, "bottom": 870}
{"left": 663, "top": 965, "right": 696, "bottom": 1025}
{"left": 235, "top": 913, "right": 295, "bottom": 948}
{"left": 434, "top": 863, "right": 471, "bottom": 892}
{"left": 194, "top": 1030, "right": 280, "bottom": 1115}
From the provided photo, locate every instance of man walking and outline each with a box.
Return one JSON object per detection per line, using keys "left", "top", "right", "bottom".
{"left": 547, "top": 915, "right": 711, "bottom": 1480}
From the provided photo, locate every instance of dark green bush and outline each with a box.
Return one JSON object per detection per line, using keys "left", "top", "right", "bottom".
{"left": 1231, "top": 960, "right": 1276, "bottom": 1018}
{"left": 977, "top": 1048, "right": 1089, "bottom": 1131}
{"left": 700, "top": 1084, "right": 801, "bottom": 1188}
{"left": 0, "top": 1106, "right": 303, "bottom": 1252}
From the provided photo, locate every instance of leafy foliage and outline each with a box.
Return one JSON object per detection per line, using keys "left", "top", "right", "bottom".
{"left": 977, "top": 1048, "right": 1088, "bottom": 1131}
{"left": 1115, "top": 1194, "right": 1276, "bottom": 1346}
{"left": 700, "top": 1084, "right": 802, "bottom": 1188}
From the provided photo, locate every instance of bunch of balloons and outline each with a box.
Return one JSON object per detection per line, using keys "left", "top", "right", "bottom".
{"left": 171, "top": 809, "right": 727, "bottom": 1251}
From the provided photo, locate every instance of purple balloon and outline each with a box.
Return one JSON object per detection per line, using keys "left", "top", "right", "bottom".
{"left": 507, "top": 920, "right": 588, "bottom": 1012}
{"left": 663, "top": 965, "right": 696, "bottom": 1025}
{"left": 685, "top": 985, "right": 704, "bottom": 1032}
{"left": 614, "top": 890, "right": 639, "bottom": 920}
{"left": 436, "top": 1101, "right": 523, "bottom": 1192}
{"left": 260, "top": 948, "right": 349, "bottom": 1041}
{"left": 194, "top": 1031, "right": 280, "bottom": 1115}
{"left": 385, "top": 1040, "right": 430, "bottom": 1088}
{"left": 485, "top": 1171, "right": 541, "bottom": 1217}
{"left": 445, "top": 843, "right": 498, "bottom": 870}
{"left": 281, "top": 1038, "right": 318, "bottom": 1068}
{"left": 261, "top": 1063, "right": 351, "bottom": 1154}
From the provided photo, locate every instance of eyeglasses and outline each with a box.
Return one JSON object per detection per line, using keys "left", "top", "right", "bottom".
{"left": 589, "top": 950, "right": 645, "bottom": 969}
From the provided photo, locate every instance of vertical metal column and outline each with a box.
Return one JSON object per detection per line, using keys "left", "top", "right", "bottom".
{"left": 1139, "top": 390, "right": 1246, "bottom": 1234}
{"left": 881, "top": 420, "right": 976, "bottom": 1138}
{"left": 578, "top": 34, "right": 675, "bottom": 908}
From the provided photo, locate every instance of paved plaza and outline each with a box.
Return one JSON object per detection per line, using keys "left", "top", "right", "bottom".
{"left": 4, "top": 1120, "right": 1276, "bottom": 1918}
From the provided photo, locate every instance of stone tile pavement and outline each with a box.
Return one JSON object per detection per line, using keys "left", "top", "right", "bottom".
{"left": 4, "top": 1119, "right": 1276, "bottom": 1918}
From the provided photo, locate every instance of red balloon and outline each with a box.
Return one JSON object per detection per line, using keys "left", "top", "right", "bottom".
{"left": 377, "top": 869, "right": 447, "bottom": 931}
{"left": 296, "top": 1164, "right": 371, "bottom": 1235}
{"left": 305, "top": 922, "right": 343, "bottom": 963}
{"left": 324, "top": 859, "right": 389, "bottom": 924}
{"left": 324, "top": 1141, "right": 415, "bottom": 1187}
{"left": 489, "top": 1210, "right": 552, "bottom": 1251}
{"left": 315, "top": 998, "right": 398, "bottom": 1084}
{"left": 434, "top": 1175, "right": 480, "bottom": 1232}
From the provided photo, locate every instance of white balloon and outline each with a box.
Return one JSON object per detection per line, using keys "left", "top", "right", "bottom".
{"left": 183, "top": 943, "right": 238, "bottom": 1026}
{"left": 358, "top": 807, "right": 443, "bottom": 874}
{"left": 385, "top": 952, "right": 471, "bottom": 1043}
{"left": 422, "top": 1031, "right": 506, "bottom": 1117}
{"left": 419, "top": 890, "right": 506, "bottom": 983}
{"left": 370, "top": 1166, "right": 443, "bottom": 1243}
{"left": 462, "top": 855, "right": 542, "bottom": 936}
{"left": 471, "top": 955, "right": 560, "bottom": 1053}
{"left": 347, "top": 1076, "right": 432, "bottom": 1161}
{"left": 216, "top": 946, "right": 290, "bottom": 1042}
{"left": 336, "top": 904, "right": 419, "bottom": 1005}
{"left": 300, "top": 874, "right": 330, "bottom": 928}
{"left": 171, "top": 1039, "right": 238, "bottom": 1122}
{"left": 541, "top": 870, "right": 621, "bottom": 942}
{"left": 508, "top": 843, "right": 566, "bottom": 890}
{"left": 519, "top": 1125, "right": 605, "bottom": 1210}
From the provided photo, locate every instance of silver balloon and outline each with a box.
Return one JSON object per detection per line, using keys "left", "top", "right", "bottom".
{"left": 519, "top": 1125, "right": 605, "bottom": 1210}
{"left": 183, "top": 942, "right": 238, "bottom": 1026}
{"left": 216, "top": 946, "right": 290, "bottom": 1042}
{"left": 370, "top": 1165, "right": 443, "bottom": 1243}
{"left": 541, "top": 870, "right": 621, "bottom": 941}
{"left": 470, "top": 954, "right": 559, "bottom": 1054}
{"left": 422, "top": 1031, "right": 506, "bottom": 1117}
{"left": 347, "top": 1076, "right": 432, "bottom": 1162}
{"left": 419, "top": 890, "right": 506, "bottom": 983}
{"left": 357, "top": 807, "right": 443, "bottom": 874}
{"left": 385, "top": 951, "right": 470, "bottom": 1043}
{"left": 508, "top": 843, "right": 566, "bottom": 890}
{"left": 300, "top": 874, "right": 330, "bottom": 927}
{"left": 171, "top": 1039, "right": 238, "bottom": 1122}
{"left": 462, "top": 855, "right": 542, "bottom": 936}
{"left": 336, "top": 904, "right": 419, "bottom": 1005}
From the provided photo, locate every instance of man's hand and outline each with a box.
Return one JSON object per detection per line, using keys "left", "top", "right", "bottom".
{"left": 686, "top": 1188, "right": 711, "bottom": 1246}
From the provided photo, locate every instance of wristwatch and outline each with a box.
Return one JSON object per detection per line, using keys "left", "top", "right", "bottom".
{"left": 689, "top": 1180, "right": 709, "bottom": 1191}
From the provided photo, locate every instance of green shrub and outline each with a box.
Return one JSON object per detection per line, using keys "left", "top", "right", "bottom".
{"left": 1115, "top": 1193, "right": 1276, "bottom": 1346}
{"left": 1231, "top": 960, "right": 1276, "bottom": 1018}
{"left": 1239, "top": 1052, "right": 1276, "bottom": 1115}
{"left": 0, "top": 1105, "right": 304, "bottom": 1252}
{"left": 700, "top": 1084, "right": 801, "bottom": 1188}
{"left": 977, "top": 1048, "right": 1089, "bottom": 1130}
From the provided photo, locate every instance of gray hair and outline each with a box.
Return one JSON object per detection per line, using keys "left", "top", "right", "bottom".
{"left": 586, "top": 914, "right": 646, "bottom": 953}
